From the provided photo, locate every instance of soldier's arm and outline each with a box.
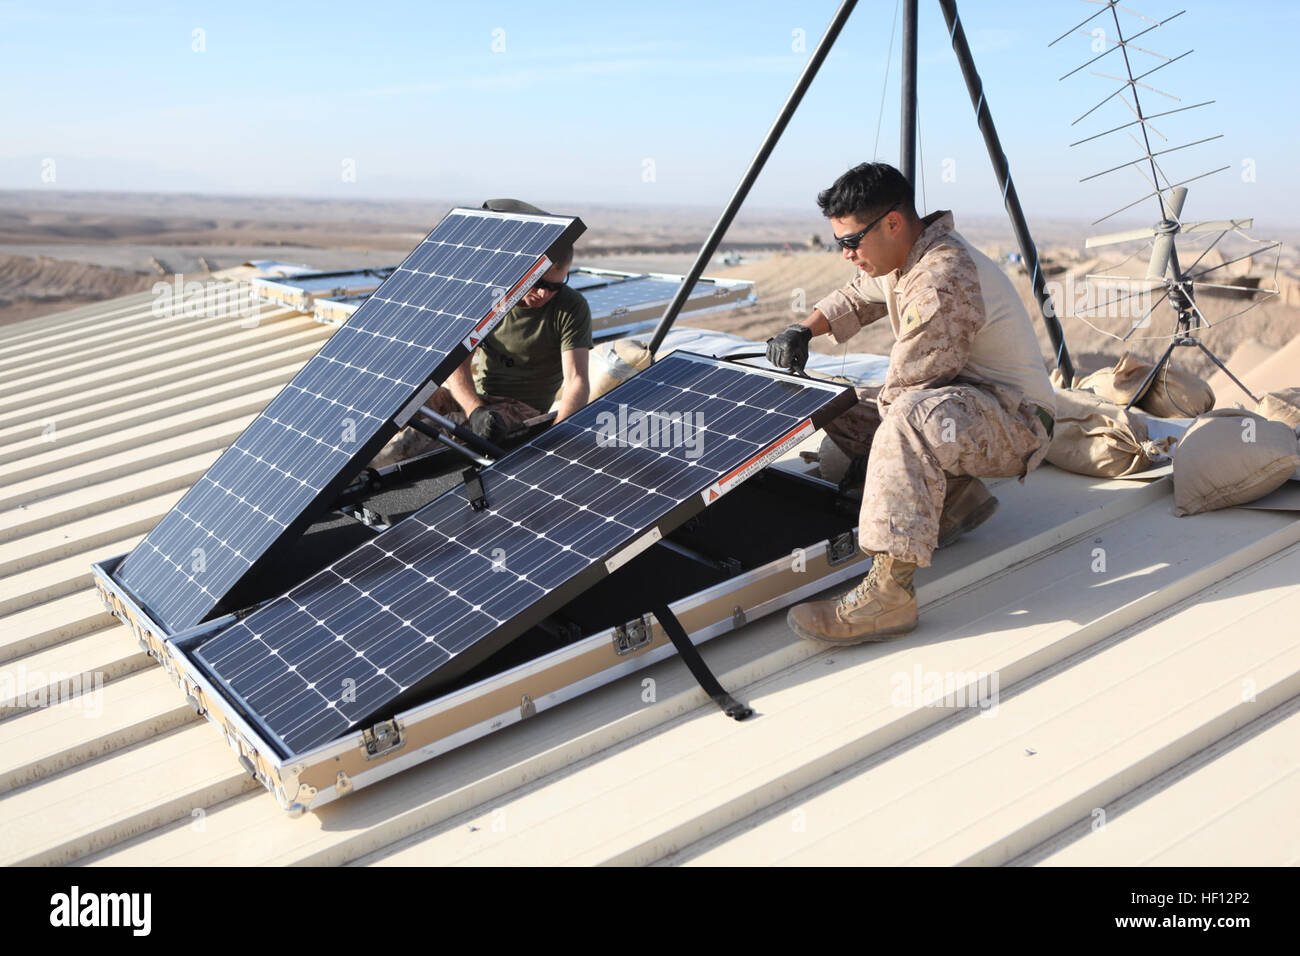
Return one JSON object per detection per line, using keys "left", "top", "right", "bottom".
{"left": 553, "top": 292, "right": 593, "bottom": 422}
{"left": 554, "top": 347, "right": 590, "bottom": 423}
{"left": 799, "top": 309, "right": 831, "bottom": 337}
{"left": 811, "top": 273, "right": 889, "bottom": 344}
{"left": 444, "top": 354, "right": 483, "bottom": 416}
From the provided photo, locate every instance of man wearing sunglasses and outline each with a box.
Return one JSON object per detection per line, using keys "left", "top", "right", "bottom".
{"left": 767, "top": 163, "right": 1055, "bottom": 645}
{"left": 371, "top": 199, "right": 592, "bottom": 465}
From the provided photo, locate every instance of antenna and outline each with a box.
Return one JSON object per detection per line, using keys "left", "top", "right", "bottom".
{"left": 1052, "top": 1, "right": 1281, "bottom": 407}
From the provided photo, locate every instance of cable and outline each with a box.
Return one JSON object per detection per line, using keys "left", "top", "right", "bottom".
{"left": 873, "top": 0, "right": 902, "bottom": 159}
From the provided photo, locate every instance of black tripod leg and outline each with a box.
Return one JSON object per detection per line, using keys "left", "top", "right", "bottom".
{"left": 1124, "top": 339, "right": 1179, "bottom": 412}
{"left": 1193, "top": 339, "right": 1258, "bottom": 405}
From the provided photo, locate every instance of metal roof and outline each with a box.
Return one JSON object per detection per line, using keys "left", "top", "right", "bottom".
{"left": 2, "top": 279, "right": 1298, "bottom": 866}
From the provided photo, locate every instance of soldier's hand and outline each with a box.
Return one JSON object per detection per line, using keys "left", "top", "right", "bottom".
{"left": 766, "top": 324, "right": 812, "bottom": 372}
{"left": 467, "top": 406, "right": 506, "bottom": 442}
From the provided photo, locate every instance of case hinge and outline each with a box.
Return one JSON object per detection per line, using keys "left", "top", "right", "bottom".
{"left": 612, "top": 615, "right": 653, "bottom": 655}
{"left": 361, "top": 719, "right": 404, "bottom": 759}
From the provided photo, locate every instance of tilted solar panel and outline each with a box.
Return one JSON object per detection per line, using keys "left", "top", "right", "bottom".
{"left": 114, "top": 208, "right": 584, "bottom": 633}
{"left": 193, "top": 353, "right": 855, "bottom": 756}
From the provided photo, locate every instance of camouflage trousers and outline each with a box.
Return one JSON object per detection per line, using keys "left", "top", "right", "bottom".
{"left": 855, "top": 384, "right": 1051, "bottom": 567}
{"left": 822, "top": 384, "right": 884, "bottom": 458}
{"left": 367, "top": 389, "right": 542, "bottom": 469}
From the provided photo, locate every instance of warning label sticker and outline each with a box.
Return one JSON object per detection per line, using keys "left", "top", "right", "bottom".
{"left": 700, "top": 419, "right": 814, "bottom": 506}
{"left": 462, "top": 255, "right": 552, "bottom": 351}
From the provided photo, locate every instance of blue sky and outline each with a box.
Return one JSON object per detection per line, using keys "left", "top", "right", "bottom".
{"left": 2, "top": 0, "right": 1296, "bottom": 225}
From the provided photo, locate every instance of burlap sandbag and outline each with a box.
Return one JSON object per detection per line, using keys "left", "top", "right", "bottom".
{"left": 1045, "top": 388, "right": 1173, "bottom": 478}
{"left": 1172, "top": 408, "right": 1300, "bottom": 516}
{"left": 589, "top": 338, "right": 653, "bottom": 401}
{"left": 1076, "top": 353, "right": 1215, "bottom": 418}
{"left": 1049, "top": 367, "right": 1076, "bottom": 389}
{"left": 816, "top": 434, "right": 852, "bottom": 485}
{"left": 1255, "top": 387, "right": 1300, "bottom": 429}
{"left": 1140, "top": 364, "right": 1216, "bottom": 418}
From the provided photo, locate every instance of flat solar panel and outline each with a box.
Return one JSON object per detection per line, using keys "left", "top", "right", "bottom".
{"left": 562, "top": 270, "right": 613, "bottom": 291}
{"left": 582, "top": 275, "right": 717, "bottom": 315}
{"left": 193, "top": 353, "right": 854, "bottom": 756}
{"left": 114, "top": 208, "right": 583, "bottom": 633}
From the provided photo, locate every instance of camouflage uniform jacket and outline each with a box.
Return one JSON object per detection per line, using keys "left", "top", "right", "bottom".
{"left": 812, "top": 210, "right": 1056, "bottom": 422}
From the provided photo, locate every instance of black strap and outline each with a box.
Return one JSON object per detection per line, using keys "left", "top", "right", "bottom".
{"left": 1034, "top": 405, "right": 1055, "bottom": 439}
{"left": 651, "top": 605, "right": 754, "bottom": 721}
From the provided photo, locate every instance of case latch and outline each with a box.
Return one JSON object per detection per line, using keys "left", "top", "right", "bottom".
{"left": 361, "top": 719, "right": 404, "bottom": 759}
{"left": 612, "top": 615, "right": 652, "bottom": 656}
{"left": 827, "top": 531, "right": 859, "bottom": 566}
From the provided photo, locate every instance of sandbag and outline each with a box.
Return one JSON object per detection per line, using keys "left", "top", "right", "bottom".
{"left": 1075, "top": 353, "right": 1149, "bottom": 405}
{"left": 1076, "top": 353, "right": 1214, "bottom": 418}
{"left": 1172, "top": 409, "right": 1300, "bottom": 516}
{"left": 1255, "top": 387, "right": 1300, "bottom": 429}
{"left": 589, "top": 338, "right": 653, "bottom": 401}
{"left": 1139, "top": 364, "right": 1216, "bottom": 418}
{"left": 1049, "top": 366, "right": 1076, "bottom": 389}
{"left": 816, "top": 434, "right": 852, "bottom": 485}
{"left": 1045, "top": 388, "right": 1173, "bottom": 478}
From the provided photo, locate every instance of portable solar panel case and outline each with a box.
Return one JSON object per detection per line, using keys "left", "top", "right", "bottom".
{"left": 93, "top": 458, "right": 871, "bottom": 814}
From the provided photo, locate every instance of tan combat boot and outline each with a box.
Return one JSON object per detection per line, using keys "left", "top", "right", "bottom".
{"left": 787, "top": 552, "right": 918, "bottom": 645}
{"left": 937, "top": 476, "right": 999, "bottom": 549}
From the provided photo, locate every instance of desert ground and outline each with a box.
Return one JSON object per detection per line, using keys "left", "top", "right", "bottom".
{"left": 2, "top": 189, "right": 1297, "bottom": 399}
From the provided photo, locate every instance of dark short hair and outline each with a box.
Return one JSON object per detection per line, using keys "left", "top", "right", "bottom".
{"left": 816, "top": 163, "right": 916, "bottom": 221}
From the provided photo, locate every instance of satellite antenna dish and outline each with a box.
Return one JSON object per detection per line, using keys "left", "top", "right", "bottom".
{"left": 1051, "top": 1, "right": 1282, "bottom": 409}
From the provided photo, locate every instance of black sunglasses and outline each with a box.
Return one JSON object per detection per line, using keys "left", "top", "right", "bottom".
{"left": 532, "top": 276, "right": 568, "bottom": 292}
{"left": 834, "top": 203, "right": 900, "bottom": 250}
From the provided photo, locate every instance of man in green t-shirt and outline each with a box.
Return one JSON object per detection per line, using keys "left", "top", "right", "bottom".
{"left": 444, "top": 239, "right": 593, "bottom": 436}
{"left": 369, "top": 200, "right": 592, "bottom": 467}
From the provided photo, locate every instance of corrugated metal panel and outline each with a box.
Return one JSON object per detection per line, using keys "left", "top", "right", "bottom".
{"left": 1, "top": 286, "right": 1298, "bottom": 867}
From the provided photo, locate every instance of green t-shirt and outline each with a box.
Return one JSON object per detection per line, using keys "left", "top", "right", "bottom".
{"left": 476, "top": 285, "right": 592, "bottom": 414}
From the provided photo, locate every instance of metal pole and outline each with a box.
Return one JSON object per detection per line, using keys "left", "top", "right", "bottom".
{"left": 900, "top": 0, "right": 919, "bottom": 185}
{"left": 937, "top": 0, "right": 1075, "bottom": 384}
{"left": 646, "top": 0, "right": 859, "bottom": 358}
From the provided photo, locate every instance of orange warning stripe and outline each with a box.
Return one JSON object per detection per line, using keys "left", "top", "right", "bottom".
{"left": 473, "top": 257, "right": 550, "bottom": 333}
{"left": 716, "top": 420, "right": 810, "bottom": 488}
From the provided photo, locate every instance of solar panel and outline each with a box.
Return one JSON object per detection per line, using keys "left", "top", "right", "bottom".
{"left": 192, "top": 353, "right": 854, "bottom": 756}
{"left": 310, "top": 268, "right": 755, "bottom": 334}
{"left": 251, "top": 266, "right": 397, "bottom": 312}
{"left": 582, "top": 275, "right": 717, "bottom": 315}
{"left": 114, "top": 208, "right": 584, "bottom": 633}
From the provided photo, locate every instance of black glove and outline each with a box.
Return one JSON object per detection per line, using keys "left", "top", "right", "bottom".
{"left": 467, "top": 406, "right": 506, "bottom": 442}
{"left": 766, "top": 324, "right": 812, "bottom": 372}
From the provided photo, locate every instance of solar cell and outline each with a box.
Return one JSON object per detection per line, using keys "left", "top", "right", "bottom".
{"left": 193, "top": 353, "right": 853, "bottom": 756}
{"left": 114, "top": 208, "right": 583, "bottom": 633}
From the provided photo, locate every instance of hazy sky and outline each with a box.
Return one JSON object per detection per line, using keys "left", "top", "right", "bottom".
{"left": 2, "top": 0, "right": 1296, "bottom": 226}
